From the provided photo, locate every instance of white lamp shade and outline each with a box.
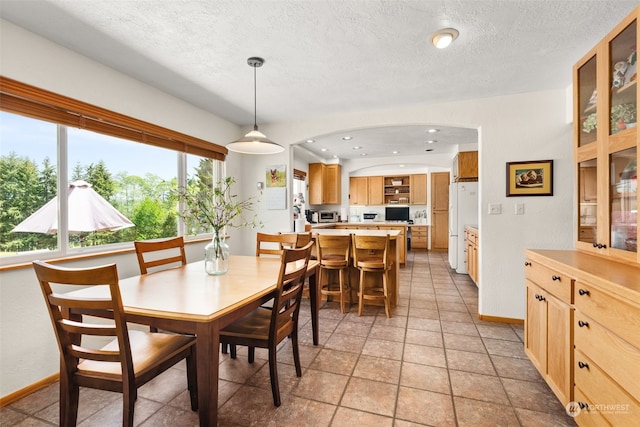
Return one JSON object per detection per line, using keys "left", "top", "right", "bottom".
{"left": 226, "top": 129, "right": 284, "bottom": 154}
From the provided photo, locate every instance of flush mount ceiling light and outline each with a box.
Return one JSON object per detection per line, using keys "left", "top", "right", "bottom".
{"left": 431, "top": 28, "right": 459, "bottom": 49}
{"left": 226, "top": 57, "right": 284, "bottom": 154}
{"left": 342, "top": 136, "right": 353, "bottom": 140}
{"left": 427, "top": 128, "right": 440, "bottom": 133}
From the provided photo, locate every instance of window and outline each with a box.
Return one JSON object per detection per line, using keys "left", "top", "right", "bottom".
{"left": 0, "top": 77, "right": 227, "bottom": 263}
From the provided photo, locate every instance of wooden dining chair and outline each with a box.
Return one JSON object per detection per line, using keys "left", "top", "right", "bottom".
{"left": 134, "top": 236, "right": 187, "bottom": 274}
{"left": 316, "top": 233, "right": 351, "bottom": 313}
{"left": 255, "top": 232, "right": 298, "bottom": 257}
{"left": 351, "top": 234, "right": 393, "bottom": 318}
{"left": 32, "top": 260, "right": 198, "bottom": 427}
{"left": 220, "top": 242, "right": 313, "bottom": 407}
{"left": 134, "top": 236, "right": 187, "bottom": 332}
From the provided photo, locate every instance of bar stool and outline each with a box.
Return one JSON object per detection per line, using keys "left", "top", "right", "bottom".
{"left": 316, "top": 234, "right": 351, "bottom": 313}
{"left": 351, "top": 234, "right": 392, "bottom": 318}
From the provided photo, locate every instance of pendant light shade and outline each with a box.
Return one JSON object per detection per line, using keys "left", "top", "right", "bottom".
{"left": 226, "top": 57, "right": 284, "bottom": 154}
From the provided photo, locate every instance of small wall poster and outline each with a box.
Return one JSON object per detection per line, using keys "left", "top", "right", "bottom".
{"left": 266, "top": 165, "right": 287, "bottom": 209}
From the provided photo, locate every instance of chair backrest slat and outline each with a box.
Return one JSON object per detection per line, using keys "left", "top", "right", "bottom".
{"left": 134, "top": 236, "right": 187, "bottom": 274}
{"left": 316, "top": 234, "right": 351, "bottom": 261}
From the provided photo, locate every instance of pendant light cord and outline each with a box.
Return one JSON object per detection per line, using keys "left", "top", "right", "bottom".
{"left": 253, "top": 64, "right": 258, "bottom": 131}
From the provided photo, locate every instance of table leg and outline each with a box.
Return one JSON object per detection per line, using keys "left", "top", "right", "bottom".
{"left": 308, "top": 265, "right": 320, "bottom": 346}
{"left": 196, "top": 321, "right": 219, "bottom": 426}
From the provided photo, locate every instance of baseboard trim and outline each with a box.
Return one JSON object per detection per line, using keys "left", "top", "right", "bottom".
{"left": 478, "top": 314, "right": 524, "bottom": 325}
{"left": 0, "top": 373, "right": 59, "bottom": 407}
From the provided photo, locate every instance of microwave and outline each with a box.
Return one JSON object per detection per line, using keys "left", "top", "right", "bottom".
{"left": 318, "top": 211, "right": 339, "bottom": 223}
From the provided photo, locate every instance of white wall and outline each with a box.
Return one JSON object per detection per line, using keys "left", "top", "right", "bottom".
{"left": 0, "top": 19, "right": 574, "bottom": 397}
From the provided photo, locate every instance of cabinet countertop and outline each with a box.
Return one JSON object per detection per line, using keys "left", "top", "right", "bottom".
{"left": 525, "top": 249, "right": 640, "bottom": 305}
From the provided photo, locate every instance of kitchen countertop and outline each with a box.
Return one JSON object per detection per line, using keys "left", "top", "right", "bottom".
{"left": 310, "top": 221, "right": 409, "bottom": 228}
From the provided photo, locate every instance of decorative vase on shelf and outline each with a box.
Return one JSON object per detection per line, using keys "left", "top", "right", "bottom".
{"left": 204, "top": 230, "right": 230, "bottom": 275}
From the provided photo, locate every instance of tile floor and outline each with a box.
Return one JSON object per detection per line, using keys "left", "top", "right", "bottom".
{"left": 1, "top": 250, "right": 577, "bottom": 426}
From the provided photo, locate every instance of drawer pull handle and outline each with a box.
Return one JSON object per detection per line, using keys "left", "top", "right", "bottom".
{"left": 524, "top": 261, "right": 531, "bottom": 267}
{"left": 578, "top": 289, "right": 590, "bottom": 296}
{"left": 551, "top": 275, "right": 561, "bottom": 281}
{"left": 578, "top": 402, "right": 589, "bottom": 410}
{"left": 535, "top": 294, "right": 541, "bottom": 301}
{"left": 578, "top": 320, "right": 589, "bottom": 328}
{"left": 578, "top": 361, "right": 589, "bottom": 369}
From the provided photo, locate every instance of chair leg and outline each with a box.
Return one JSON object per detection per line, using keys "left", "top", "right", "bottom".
{"left": 186, "top": 352, "right": 199, "bottom": 411}
{"left": 221, "top": 342, "right": 228, "bottom": 354}
{"left": 122, "top": 387, "right": 135, "bottom": 427}
{"left": 268, "top": 344, "right": 281, "bottom": 407}
{"left": 248, "top": 347, "right": 255, "bottom": 363}
{"left": 229, "top": 343, "right": 237, "bottom": 359}
{"left": 291, "top": 329, "right": 302, "bottom": 377}
{"left": 60, "top": 375, "right": 79, "bottom": 427}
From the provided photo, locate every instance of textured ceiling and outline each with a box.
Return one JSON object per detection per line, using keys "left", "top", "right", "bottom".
{"left": 1, "top": 0, "right": 638, "bottom": 160}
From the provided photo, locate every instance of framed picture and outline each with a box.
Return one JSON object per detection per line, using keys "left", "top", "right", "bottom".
{"left": 506, "top": 160, "right": 553, "bottom": 197}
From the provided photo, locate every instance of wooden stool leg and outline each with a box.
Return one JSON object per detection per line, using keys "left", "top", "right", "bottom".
{"left": 383, "top": 270, "right": 391, "bottom": 318}
{"left": 358, "top": 269, "right": 365, "bottom": 316}
{"left": 339, "top": 268, "right": 346, "bottom": 313}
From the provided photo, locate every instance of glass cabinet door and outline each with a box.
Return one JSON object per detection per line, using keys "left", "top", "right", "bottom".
{"left": 610, "top": 149, "right": 637, "bottom": 253}
{"left": 609, "top": 20, "right": 637, "bottom": 137}
{"left": 578, "top": 160, "right": 598, "bottom": 245}
{"left": 577, "top": 56, "right": 598, "bottom": 147}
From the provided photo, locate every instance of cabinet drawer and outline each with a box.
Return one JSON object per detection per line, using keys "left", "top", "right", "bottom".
{"left": 524, "top": 260, "right": 572, "bottom": 304}
{"left": 574, "top": 350, "right": 640, "bottom": 425}
{"left": 573, "top": 386, "right": 619, "bottom": 427}
{"left": 574, "top": 311, "right": 640, "bottom": 399}
{"left": 574, "top": 282, "right": 640, "bottom": 350}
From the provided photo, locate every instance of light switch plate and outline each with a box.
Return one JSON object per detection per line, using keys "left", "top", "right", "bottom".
{"left": 515, "top": 203, "right": 525, "bottom": 215}
{"left": 488, "top": 203, "right": 502, "bottom": 215}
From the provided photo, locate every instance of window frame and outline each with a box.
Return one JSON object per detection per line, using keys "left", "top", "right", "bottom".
{"left": 0, "top": 77, "right": 227, "bottom": 267}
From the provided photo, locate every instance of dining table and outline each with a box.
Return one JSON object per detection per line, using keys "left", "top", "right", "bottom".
{"left": 67, "top": 255, "right": 319, "bottom": 427}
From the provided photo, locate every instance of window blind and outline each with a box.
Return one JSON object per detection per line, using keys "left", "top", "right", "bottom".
{"left": 0, "top": 76, "right": 227, "bottom": 160}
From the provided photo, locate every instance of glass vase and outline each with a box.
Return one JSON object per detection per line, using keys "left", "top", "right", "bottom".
{"left": 204, "top": 230, "right": 229, "bottom": 275}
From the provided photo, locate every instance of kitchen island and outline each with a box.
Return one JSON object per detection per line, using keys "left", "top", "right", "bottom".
{"left": 312, "top": 222, "right": 408, "bottom": 265}
{"left": 311, "top": 226, "right": 402, "bottom": 308}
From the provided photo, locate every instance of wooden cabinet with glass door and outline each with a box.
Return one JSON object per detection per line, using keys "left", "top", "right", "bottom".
{"left": 574, "top": 7, "right": 638, "bottom": 265}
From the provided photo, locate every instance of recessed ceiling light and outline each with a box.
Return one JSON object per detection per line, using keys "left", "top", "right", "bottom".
{"left": 352, "top": 146, "right": 362, "bottom": 150}
{"left": 333, "top": 155, "right": 338, "bottom": 158}
{"left": 306, "top": 139, "right": 315, "bottom": 143}
{"left": 427, "top": 140, "right": 437, "bottom": 144}
{"left": 360, "top": 153, "right": 367, "bottom": 156}
{"left": 399, "top": 164, "right": 405, "bottom": 167}
{"left": 431, "top": 28, "right": 459, "bottom": 49}
{"left": 427, "top": 128, "right": 439, "bottom": 133}
{"left": 392, "top": 150, "right": 399, "bottom": 154}
{"left": 342, "top": 136, "right": 353, "bottom": 140}
{"left": 321, "top": 148, "right": 328, "bottom": 152}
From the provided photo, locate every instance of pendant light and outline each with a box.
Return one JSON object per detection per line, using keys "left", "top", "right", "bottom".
{"left": 226, "top": 57, "right": 284, "bottom": 154}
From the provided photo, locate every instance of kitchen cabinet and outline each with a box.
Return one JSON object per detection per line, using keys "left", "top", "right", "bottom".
{"left": 411, "top": 225, "right": 427, "bottom": 250}
{"left": 309, "top": 163, "right": 341, "bottom": 205}
{"left": 453, "top": 151, "right": 478, "bottom": 182}
{"left": 574, "top": 7, "right": 638, "bottom": 264}
{"left": 410, "top": 174, "right": 427, "bottom": 205}
{"left": 524, "top": 249, "right": 640, "bottom": 426}
{"left": 368, "top": 176, "right": 384, "bottom": 205}
{"left": 524, "top": 258, "right": 573, "bottom": 406}
{"left": 465, "top": 226, "right": 478, "bottom": 286}
{"left": 349, "top": 176, "right": 369, "bottom": 205}
{"left": 349, "top": 176, "right": 383, "bottom": 206}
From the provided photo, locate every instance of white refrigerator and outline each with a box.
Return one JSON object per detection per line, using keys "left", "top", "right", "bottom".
{"left": 448, "top": 182, "right": 478, "bottom": 274}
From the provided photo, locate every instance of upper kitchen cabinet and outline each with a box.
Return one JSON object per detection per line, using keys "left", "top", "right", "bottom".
{"left": 309, "top": 163, "right": 342, "bottom": 205}
{"left": 368, "top": 176, "right": 384, "bottom": 205}
{"left": 349, "top": 176, "right": 369, "bottom": 205}
{"left": 453, "top": 151, "right": 478, "bottom": 182}
{"left": 574, "top": 6, "right": 638, "bottom": 265}
{"left": 410, "top": 174, "right": 427, "bottom": 205}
